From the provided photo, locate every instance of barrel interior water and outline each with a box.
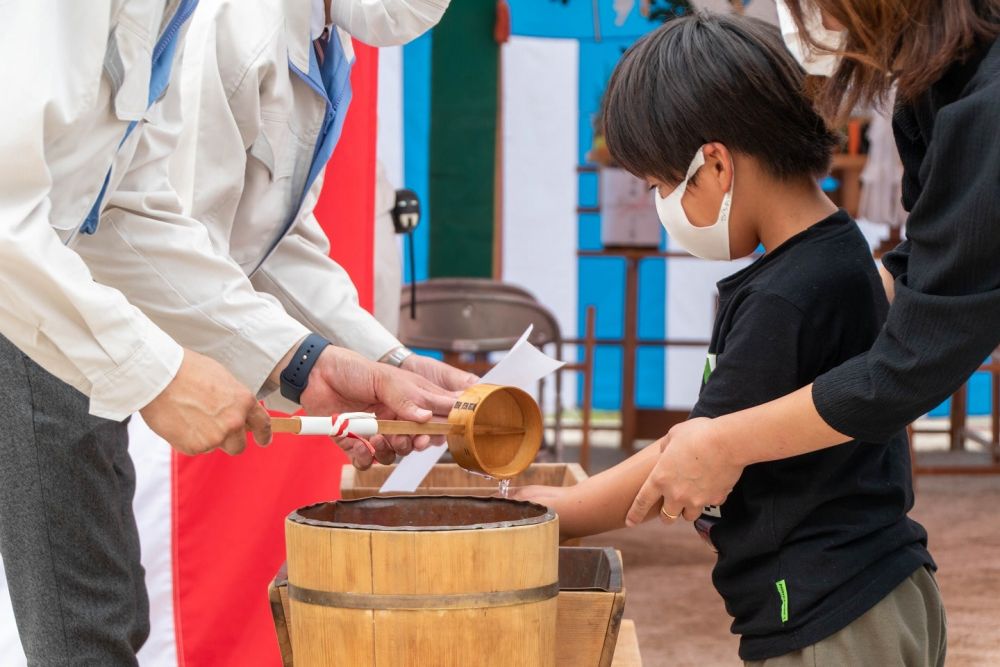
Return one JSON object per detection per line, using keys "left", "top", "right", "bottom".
{"left": 295, "top": 495, "right": 550, "bottom": 528}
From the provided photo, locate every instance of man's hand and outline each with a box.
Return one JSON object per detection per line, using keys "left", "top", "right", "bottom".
{"left": 625, "top": 417, "right": 741, "bottom": 527}
{"left": 400, "top": 354, "right": 478, "bottom": 392}
{"left": 300, "top": 346, "right": 462, "bottom": 468}
{"left": 140, "top": 349, "right": 271, "bottom": 456}
{"left": 348, "top": 353, "right": 477, "bottom": 468}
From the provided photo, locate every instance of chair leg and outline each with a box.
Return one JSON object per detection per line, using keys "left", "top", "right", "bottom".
{"left": 950, "top": 384, "right": 968, "bottom": 451}
{"left": 992, "top": 367, "right": 1000, "bottom": 464}
{"left": 554, "top": 342, "right": 564, "bottom": 461}
{"left": 579, "top": 307, "right": 597, "bottom": 474}
{"left": 538, "top": 377, "right": 548, "bottom": 455}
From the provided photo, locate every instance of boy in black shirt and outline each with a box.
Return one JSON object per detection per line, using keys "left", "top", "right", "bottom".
{"left": 516, "top": 13, "right": 943, "bottom": 666}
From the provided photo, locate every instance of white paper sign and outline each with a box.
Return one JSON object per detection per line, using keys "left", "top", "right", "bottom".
{"left": 378, "top": 326, "right": 565, "bottom": 493}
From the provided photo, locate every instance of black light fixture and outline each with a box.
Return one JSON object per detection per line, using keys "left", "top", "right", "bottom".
{"left": 390, "top": 188, "right": 421, "bottom": 319}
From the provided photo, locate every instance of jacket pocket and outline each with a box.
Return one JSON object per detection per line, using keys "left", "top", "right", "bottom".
{"left": 248, "top": 116, "right": 295, "bottom": 182}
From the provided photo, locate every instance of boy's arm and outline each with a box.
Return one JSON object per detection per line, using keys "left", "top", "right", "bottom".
{"left": 516, "top": 444, "right": 664, "bottom": 540}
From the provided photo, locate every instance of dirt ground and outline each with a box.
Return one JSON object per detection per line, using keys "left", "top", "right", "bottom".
{"left": 582, "top": 474, "right": 1000, "bottom": 666}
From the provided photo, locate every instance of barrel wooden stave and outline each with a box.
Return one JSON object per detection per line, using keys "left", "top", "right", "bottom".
{"left": 286, "top": 500, "right": 558, "bottom": 667}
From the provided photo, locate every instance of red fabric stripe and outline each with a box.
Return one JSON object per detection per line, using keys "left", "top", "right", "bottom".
{"left": 172, "top": 42, "right": 377, "bottom": 667}
{"left": 170, "top": 450, "right": 186, "bottom": 666}
{"left": 318, "top": 44, "right": 377, "bottom": 311}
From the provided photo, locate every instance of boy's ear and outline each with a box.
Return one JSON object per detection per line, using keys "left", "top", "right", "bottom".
{"left": 701, "top": 142, "right": 735, "bottom": 195}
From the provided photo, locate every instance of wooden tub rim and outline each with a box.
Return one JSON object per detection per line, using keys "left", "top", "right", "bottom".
{"left": 288, "top": 495, "right": 556, "bottom": 532}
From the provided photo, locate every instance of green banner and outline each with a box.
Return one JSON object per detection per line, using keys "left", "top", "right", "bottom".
{"left": 428, "top": 0, "right": 499, "bottom": 277}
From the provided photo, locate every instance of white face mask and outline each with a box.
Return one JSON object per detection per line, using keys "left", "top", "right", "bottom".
{"left": 654, "top": 147, "right": 734, "bottom": 261}
{"left": 775, "top": 0, "right": 846, "bottom": 77}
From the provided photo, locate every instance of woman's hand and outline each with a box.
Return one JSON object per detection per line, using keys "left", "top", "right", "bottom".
{"left": 625, "top": 417, "right": 743, "bottom": 527}
{"left": 625, "top": 387, "right": 851, "bottom": 526}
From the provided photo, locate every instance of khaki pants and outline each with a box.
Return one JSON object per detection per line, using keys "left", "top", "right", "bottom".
{"left": 746, "top": 567, "right": 946, "bottom": 667}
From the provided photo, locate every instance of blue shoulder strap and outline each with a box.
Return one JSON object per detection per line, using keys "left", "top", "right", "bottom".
{"left": 80, "top": 0, "right": 200, "bottom": 235}
{"left": 254, "top": 30, "right": 354, "bottom": 270}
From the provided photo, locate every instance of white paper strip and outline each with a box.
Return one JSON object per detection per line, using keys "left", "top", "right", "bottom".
{"left": 378, "top": 326, "right": 564, "bottom": 493}
{"left": 298, "top": 416, "right": 335, "bottom": 435}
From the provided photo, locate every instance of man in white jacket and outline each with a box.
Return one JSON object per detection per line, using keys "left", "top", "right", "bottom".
{"left": 151, "top": 0, "right": 468, "bottom": 467}
{"left": 0, "top": 1, "right": 457, "bottom": 664}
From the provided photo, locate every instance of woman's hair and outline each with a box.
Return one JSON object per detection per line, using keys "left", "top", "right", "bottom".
{"left": 784, "top": 0, "right": 1000, "bottom": 121}
{"left": 601, "top": 13, "right": 838, "bottom": 185}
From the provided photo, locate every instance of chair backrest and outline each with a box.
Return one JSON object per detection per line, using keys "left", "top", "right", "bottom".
{"left": 398, "top": 280, "right": 562, "bottom": 353}
{"left": 400, "top": 277, "right": 536, "bottom": 302}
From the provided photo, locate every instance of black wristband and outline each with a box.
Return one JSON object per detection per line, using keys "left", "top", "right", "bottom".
{"left": 280, "top": 334, "right": 331, "bottom": 404}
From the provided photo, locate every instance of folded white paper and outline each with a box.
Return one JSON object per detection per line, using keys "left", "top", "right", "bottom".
{"left": 378, "top": 326, "right": 565, "bottom": 493}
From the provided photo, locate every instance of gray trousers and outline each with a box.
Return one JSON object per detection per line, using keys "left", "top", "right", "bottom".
{"left": 0, "top": 336, "right": 149, "bottom": 666}
{"left": 745, "top": 566, "right": 947, "bottom": 667}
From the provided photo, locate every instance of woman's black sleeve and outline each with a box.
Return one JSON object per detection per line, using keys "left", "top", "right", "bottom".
{"left": 812, "top": 80, "right": 1000, "bottom": 442}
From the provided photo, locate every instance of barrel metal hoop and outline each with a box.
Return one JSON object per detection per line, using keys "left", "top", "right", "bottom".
{"left": 287, "top": 581, "right": 560, "bottom": 610}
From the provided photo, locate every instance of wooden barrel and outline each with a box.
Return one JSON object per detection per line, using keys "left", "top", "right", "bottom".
{"left": 447, "top": 384, "right": 543, "bottom": 478}
{"left": 285, "top": 496, "right": 559, "bottom": 666}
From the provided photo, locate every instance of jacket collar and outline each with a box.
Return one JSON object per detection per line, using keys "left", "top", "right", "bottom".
{"left": 284, "top": 0, "right": 316, "bottom": 72}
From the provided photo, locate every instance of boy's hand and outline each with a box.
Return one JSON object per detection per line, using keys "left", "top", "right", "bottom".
{"left": 512, "top": 485, "right": 567, "bottom": 507}
{"left": 626, "top": 418, "right": 741, "bottom": 526}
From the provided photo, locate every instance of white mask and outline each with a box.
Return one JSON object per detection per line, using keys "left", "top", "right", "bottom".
{"left": 775, "top": 0, "right": 846, "bottom": 77}
{"left": 654, "top": 147, "right": 734, "bottom": 261}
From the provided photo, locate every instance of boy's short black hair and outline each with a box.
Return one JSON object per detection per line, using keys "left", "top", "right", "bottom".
{"left": 601, "top": 13, "right": 839, "bottom": 184}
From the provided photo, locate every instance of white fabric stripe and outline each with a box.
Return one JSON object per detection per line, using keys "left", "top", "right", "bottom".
{"left": 0, "top": 560, "right": 27, "bottom": 665}
{"left": 376, "top": 45, "right": 405, "bottom": 187}
{"left": 129, "top": 415, "right": 179, "bottom": 667}
{"left": 501, "top": 36, "right": 580, "bottom": 411}
{"left": 298, "top": 416, "right": 335, "bottom": 435}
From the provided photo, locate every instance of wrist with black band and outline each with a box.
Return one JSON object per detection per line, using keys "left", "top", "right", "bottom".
{"left": 279, "top": 334, "right": 331, "bottom": 404}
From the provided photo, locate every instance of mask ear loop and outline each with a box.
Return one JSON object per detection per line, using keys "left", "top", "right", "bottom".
{"left": 675, "top": 146, "right": 735, "bottom": 229}
{"left": 658, "top": 146, "right": 707, "bottom": 207}
{"left": 718, "top": 151, "right": 735, "bottom": 224}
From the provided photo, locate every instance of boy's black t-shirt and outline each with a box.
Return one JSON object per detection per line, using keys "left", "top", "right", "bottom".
{"left": 688, "top": 210, "right": 934, "bottom": 661}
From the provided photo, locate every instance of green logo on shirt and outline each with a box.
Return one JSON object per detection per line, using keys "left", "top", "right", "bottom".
{"left": 703, "top": 353, "right": 717, "bottom": 383}
{"left": 776, "top": 579, "right": 789, "bottom": 623}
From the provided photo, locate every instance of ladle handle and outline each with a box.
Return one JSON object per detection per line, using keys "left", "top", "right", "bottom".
{"left": 269, "top": 417, "right": 522, "bottom": 437}
{"left": 269, "top": 417, "right": 454, "bottom": 436}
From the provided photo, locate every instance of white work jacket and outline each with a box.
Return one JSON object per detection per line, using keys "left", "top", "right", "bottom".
{"left": 0, "top": 1, "right": 315, "bottom": 421}
{"left": 169, "top": 0, "right": 447, "bottom": 401}
{"left": 0, "top": 1, "right": 300, "bottom": 422}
